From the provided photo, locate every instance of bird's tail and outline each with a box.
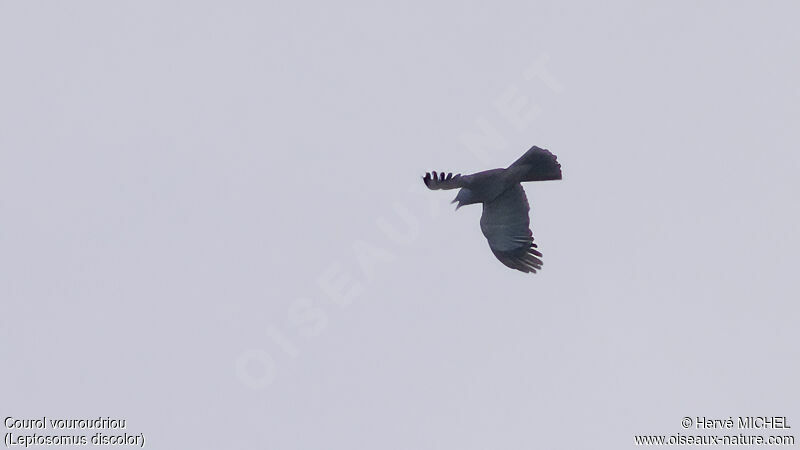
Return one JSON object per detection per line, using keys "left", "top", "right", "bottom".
{"left": 507, "top": 146, "right": 562, "bottom": 182}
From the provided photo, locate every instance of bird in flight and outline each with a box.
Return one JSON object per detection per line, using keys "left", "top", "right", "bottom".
{"left": 422, "top": 146, "right": 561, "bottom": 273}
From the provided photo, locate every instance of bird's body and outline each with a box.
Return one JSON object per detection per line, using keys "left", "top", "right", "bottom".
{"left": 422, "top": 146, "right": 561, "bottom": 274}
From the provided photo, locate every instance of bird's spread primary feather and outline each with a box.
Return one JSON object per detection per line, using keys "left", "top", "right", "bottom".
{"left": 422, "top": 146, "right": 561, "bottom": 274}
{"left": 422, "top": 171, "right": 463, "bottom": 190}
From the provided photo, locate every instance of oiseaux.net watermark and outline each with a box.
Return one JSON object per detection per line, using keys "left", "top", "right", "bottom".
{"left": 233, "top": 53, "right": 566, "bottom": 391}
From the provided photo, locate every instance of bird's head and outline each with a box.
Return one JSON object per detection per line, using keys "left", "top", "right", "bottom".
{"left": 452, "top": 188, "right": 478, "bottom": 210}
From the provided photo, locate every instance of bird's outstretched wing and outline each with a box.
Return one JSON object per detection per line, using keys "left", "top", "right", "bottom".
{"left": 422, "top": 171, "right": 465, "bottom": 190}
{"left": 508, "top": 146, "right": 562, "bottom": 182}
{"left": 479, "top": 184, "right": 543, "bottom": 273}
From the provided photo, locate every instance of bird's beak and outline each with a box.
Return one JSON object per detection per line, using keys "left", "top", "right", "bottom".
{"left": 451, "top": 199, "right": 461, "bottom": 210}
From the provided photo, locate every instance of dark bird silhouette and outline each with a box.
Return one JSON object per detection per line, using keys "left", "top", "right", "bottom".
{"left": 422, "top": 146, "right": 561, "bottom": 273}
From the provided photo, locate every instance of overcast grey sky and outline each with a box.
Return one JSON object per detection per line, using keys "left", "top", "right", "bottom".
{"left": 2, "top": 1, "right": 799, "bottom": 449}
